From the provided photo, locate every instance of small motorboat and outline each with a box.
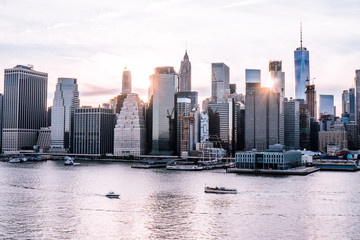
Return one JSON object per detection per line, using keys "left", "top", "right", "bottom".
{"left": 9, "top": 157, "right": 21, "bottom": 163}
{"left": 204, "top": 186, "right": 237, "bottom": 194}
{"left": 64, "top": 157, "right": 74, "bottom": 165}
{"left": 106, "top": 191, "right": 120, "bottom": 198}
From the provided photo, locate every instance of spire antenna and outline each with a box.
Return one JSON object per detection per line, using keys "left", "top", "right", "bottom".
{"left": 300, "top": 22, "right": 303, "bottom": 49}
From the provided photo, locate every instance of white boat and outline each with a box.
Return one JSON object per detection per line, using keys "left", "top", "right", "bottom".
{"left": 204, "top": 186, "right": 237, "bottom": 194}
{"left": 166, "top": 165, "right": 204, "bottom": 171}
{"left": 64, "top": 157, "right": 75, "bottom": 165}
{"left": 106, "top": 191, "right": 120, "bottom": 198}
{"left": 9, "top": 158, "right": 21, "bottom": 163}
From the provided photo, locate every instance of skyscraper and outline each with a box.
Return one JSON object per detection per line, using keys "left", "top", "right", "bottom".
{"left": 178, "top": 51, "right": 191, "bottom": 92}
{"left": 50, "top": 78, "right": 79, "bottom": 152}
{"left": 114, "top": 93, "right": 146, "bottom": 156}
{"left": 269, "top": 60, "right": 285, "bottom": 145}
{"left": 176, "top": 98, "right": 191, "bottom": 155}
{"left": 305, "top": 79, "right": 316, "bottom": 118}
{"left": 149, "top": 67, "right": 177, "bottom": 155}
{"left": 284, "top": 100, "right": 300, "bottom": 150}
{"left": 354, "top": 70, "right": 360, "bottom": 125}
{"left": 317, "top": 95, "right": 334, "bottom": 118}
{"left": 122, "top": 69, "right": 131, "bottom": 94}
{"left": 211, "top": 63, "right": 229, "bottom": 103}
{"left": 2, "top": 65, "right": 48, "bottom": 151}
{"left": 244, "top": 69, "right": 280, "bottom": 151}
{"left": 294, "top": 23, "right": 310, "bottom": 101}
{"left": 73, "top": 107, "right": 115, "bottom": 154}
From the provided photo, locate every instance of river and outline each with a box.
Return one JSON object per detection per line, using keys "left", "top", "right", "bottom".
{"left": 0, "top": 160, "right": 360, "bottom": 239}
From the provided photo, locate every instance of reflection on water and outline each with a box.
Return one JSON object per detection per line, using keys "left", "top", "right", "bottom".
{"left": 1, "top": 161, "right": 360, "bottom": 239}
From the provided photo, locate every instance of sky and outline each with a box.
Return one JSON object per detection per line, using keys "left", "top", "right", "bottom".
{"left": 0, "top": 0, "right": 360, "bottom": 114}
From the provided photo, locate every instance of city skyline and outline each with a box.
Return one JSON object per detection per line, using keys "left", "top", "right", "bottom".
{"left": 0, "top": 1, "right": 360, "bottom": 111}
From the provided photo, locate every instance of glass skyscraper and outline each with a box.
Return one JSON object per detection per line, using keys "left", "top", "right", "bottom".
{"left": 211, "top": 63, "right": 229, "bottom": 103}
{"left": 50, "top": 78, "right": 79, "bottom": 152}
{"left": 2, "top": 65, "right": 48, "bottom": 151}
{"left": 317, "top": 94, "right": 334, "bottom": 118}
{"left": 294, "top": 25, "right": 310, "bottom": 101}
{"left": 149, "top": 66, "right": 177, "bottom": 155}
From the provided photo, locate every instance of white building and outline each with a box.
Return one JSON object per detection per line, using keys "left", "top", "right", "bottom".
{"left": 114, "top": 94, "right": 146, "bottom": 156}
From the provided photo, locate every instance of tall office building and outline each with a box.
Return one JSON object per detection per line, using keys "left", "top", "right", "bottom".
{"left": 211, "top": 63, "right": 230, "bottom": 103}
{"left": 317, "top": 95, "right": 334, "bottom": 118}
{"left": 284, "top": 100, "right": 300, "bottom": 150}
{"left": 269, "top": 60, "right": 285, "bottom": 145}
{"left": 50, "top": 78, "right": 79, "bottom": 152}
{"left": 2, "top": 65, "right": 48, "bottom": 151}
{"left": 305, "top": 79, "right": 316, "bottom": 118}
{"left": 73, "top": 107, "right": 115, "bottom": 154}
{"left": 122, "top": 69, "right": 131, "bottom": 95}
{"left": 244, "top": 69, "right": 280, "bottom": 151}
{"left": 355, "top": 70, "right": 360, "bottom": 125}
{"left": 178, "top": 51, "right": 191, "bottom": 92}
{"left": 176, "top": 98, "right": 191, "bottom": 155}
{"left": 208, "top": 100, "right": 235, "bottom": 155}
{"left": 149, "top": 67, "right": 177, "bottom": 155}
{"left": 343, "top": 87, "right": 356, "bottom": 122}
{"left": 294, "top": 23, "right": 310, "bottom": 101}
{"left": 114, "top": 93, "right": 146, "bottom": 156}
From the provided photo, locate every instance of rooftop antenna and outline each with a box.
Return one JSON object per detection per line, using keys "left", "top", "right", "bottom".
{"left": 300, "top": 22, "right": 303, "bottom": 49}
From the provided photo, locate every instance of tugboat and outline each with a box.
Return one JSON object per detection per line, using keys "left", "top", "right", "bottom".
{"left": 204, "top": 186, "right": 237, "bottom": 194}
{"left": 105, "top": 191, "right": 120, "bottom": 198}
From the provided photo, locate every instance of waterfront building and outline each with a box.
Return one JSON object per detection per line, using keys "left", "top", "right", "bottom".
{"left": 122, "top": 69, "right": 131, "bottom": 95}
{"left": 73, "top": 107, "right": 115, "bottom": 155}
{"left": 211, "top": 63, "right": 230, "bottom": 103}
{"left": 199, "top": 112, "right": 209, "bottom": 143}
{"left": 318, "top": 130, "right": 347, "bottom": 152}
{"left": 284, "top": 100, "right": 300, "bottom": 150}
{"left": 149, "top": 67, "right": 177, "bottom": 155}
{"left": 346, "top": 122, "right": 358, "bottom": 150}
{"left": 208, "top": 99, "right": 235, "bottom": 155}
{"left": 305, "top": 79, "right": 316, "bottom": 118}
{"left": 235, "top": 145, "right": 302, "bottom": 170}
{"left": 244, "top": 69, "right": 280, "bottom": 151}
{"left": 36, "top": 127, "right": 51, "bottom": 152}
{"left": 114, "top": 94, "right": 146, "bottom": 156}
{"left": 178, "top": 51, "right": 191, "bottom": 92}
{"left": 355, "top": 70, "right": 360, "bottom": 125}
{"left": 294, "top": 24, "right": 310, "bottom": 101}
{"left": 2, "top": 65, "right": 48, "bottom": 152}
{"left": 176, "top": 98, "right": 191, "bottom": 155}
{"left": 317, "top": 95, "right": 334, "bottom": 119}
{"left": 50, "top": 78, "right": 79, "bottom": 152}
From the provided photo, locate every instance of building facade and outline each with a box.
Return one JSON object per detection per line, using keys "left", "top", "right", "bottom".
{"left": 317, "top": 95, "right": 334, "bottom": 118}
{"left": 2, "top": 65, "right": 48, "bottom": 151}
{"left": 244, "top": 69, "right": 280, "bottom": 151}
{"left": 284, "top": 100, "right": 300, "bottom": 150}
{"left": 294, "top": 25, "right": 310, "bottom": 101}
{"left": 211, "top": 63, "right": 229, "bottom": 103}
{"left": 318, "top": 130, "right": 347, "bottom": 152}
{"left": 73, "top": 107, "right": 115, "bottom": 155}
{"left": 355, "top": 70, "right": 360, "bottom": 125}
{"left": 114, "top": 94, "right": 146, "bottom": 156}
{"left": 122, "top": 69, "right": 131, "bottom": 95}
{"left": 149, "top": 67, "right": 177, "bottom": 155}
{"left": 178, "top": 51, "right": 191, "bottom": 92}
{"left": 50, "top": 78, "right": 79, "bottom": 152}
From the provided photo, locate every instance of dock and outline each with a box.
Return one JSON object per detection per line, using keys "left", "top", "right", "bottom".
{"left": 226, "top": 166, "right": 320, "bottom": 176}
